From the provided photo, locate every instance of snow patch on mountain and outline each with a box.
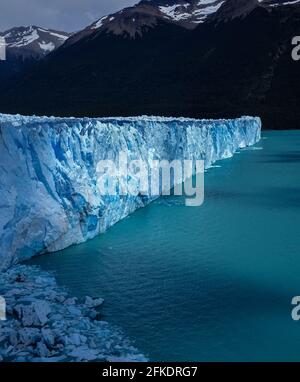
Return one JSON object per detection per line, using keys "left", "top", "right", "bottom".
{"left": 158, "top": 3, "right": 191, "bottom": 21}
{"left": 258, "top": 0, "right": 300, "bottom": 5}
{"left": 92, "top": 16, "right": 109, "bottom": 29}
{"left": 38, "top": 42, "right": 55, "bottom": 52}
{"left": 267, "top": 0, "right": 300, "bottom": 6}
{"left": 159, "top": 0, "right": 226, "bottom": 24}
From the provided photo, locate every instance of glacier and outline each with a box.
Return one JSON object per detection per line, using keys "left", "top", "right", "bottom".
{"left": 0, "top": 114, "right": 261, "bottom": 270}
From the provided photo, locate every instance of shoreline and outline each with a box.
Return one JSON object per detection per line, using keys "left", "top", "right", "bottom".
{"left": 0, "top": 264, "right": 147, "bottom": 362}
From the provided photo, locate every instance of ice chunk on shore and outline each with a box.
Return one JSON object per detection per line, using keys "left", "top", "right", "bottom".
{"left": 0, "top": 265, "right": 147, "bottom": 362}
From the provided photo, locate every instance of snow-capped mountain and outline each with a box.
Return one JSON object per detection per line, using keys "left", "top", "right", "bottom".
{"left": 64, "top": 0, "right": 236, "bottom": 45}
{"left": 0, "top": 26, "right": 70, "bottom": 59}
{"left": 86, "top": 0, "right": 228, "bottom": 37}
{"left": 65, "top": 0, "right": 299, "bottom": 44}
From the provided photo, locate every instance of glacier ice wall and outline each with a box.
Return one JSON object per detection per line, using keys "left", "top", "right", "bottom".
{"left": 0, "top": 114, "right": 261, "bottom": 270}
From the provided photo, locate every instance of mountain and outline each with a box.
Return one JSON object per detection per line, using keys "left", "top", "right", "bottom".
{"left": 1, "top": 26, "right": 70, "bottom": 59}
{"left": 1, "top": 0, "right": 300, "bottom": 129}
{"left": 65, "top": 0, "right": 241, "bottom": 44}
{"left": 0, "top": 26, "right": 70, "bottom": 85}
{"left": 64, "top": 0, "right": 281, "bottom": 42}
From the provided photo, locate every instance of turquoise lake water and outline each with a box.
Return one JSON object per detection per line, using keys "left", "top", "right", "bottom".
{"left": 29, "top": 131, "right": 300, "bottom": 361}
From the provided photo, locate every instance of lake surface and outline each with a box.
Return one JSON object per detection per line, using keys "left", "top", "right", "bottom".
{"left": 29, "top": 131, "right": 300, "bottom": 361}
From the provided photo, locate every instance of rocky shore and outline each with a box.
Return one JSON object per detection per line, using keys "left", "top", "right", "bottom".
{"left": 0, "top": 265, "right": 146, "bottom": 362}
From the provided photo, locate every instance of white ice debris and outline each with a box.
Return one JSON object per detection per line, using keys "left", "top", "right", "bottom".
{"left": 0, "top": 265, "right": 146, "bottom": 362}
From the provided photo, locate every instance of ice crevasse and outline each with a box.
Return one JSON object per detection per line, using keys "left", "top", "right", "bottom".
{"left": 0, "top": 114, "right": 261, "bottom": 270}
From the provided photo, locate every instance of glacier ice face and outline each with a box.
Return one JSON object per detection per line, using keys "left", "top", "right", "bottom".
{"left": 0, "top": 114, "right": 261, "bottom": 270}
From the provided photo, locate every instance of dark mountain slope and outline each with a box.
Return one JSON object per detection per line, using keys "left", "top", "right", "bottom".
{"left": 0, "top": 21, "right": 188, "bottom": 116}
{"left": 0, "top": 26, "right": 70, "bottom": 89}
